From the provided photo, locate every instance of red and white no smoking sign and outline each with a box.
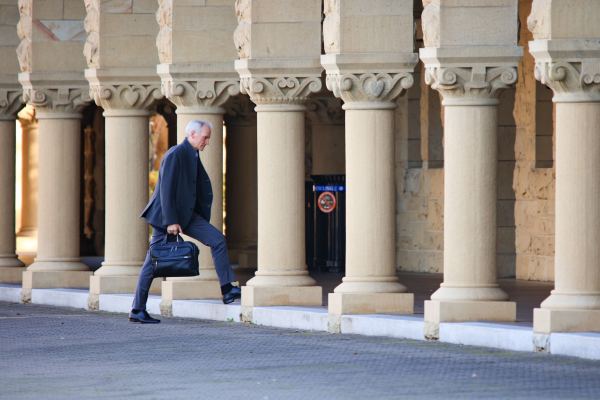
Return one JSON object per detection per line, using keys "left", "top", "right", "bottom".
{"left": 317, "top": 191, "right": 337, "bottom": 213}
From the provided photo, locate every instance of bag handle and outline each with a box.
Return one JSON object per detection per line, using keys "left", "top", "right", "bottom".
{"left": 162, "top": 233, "right": 182, "bottom": 244}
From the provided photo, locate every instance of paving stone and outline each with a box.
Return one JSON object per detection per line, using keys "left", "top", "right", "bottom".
{"left": 1, "top": 302, "right": 599, "bottom": 399}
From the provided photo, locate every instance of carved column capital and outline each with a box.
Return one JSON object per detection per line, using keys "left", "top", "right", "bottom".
{"left": 325, "top": 72, "right": 414, "bottom": 110}
{"left": 320, "top": 53, "right": 417, "bottom": 110}
{"left": 530, "top": 40, "right": 600, "bottom": 103}
{"left": 88, "top": 82, "right": 162, "bottom": 113}
{"left": 157, "top": 66, "right": 240, "bottom": 114}
{"left": 239, "top": 76, "right": 322, "bottom": 109}
{"left": 22, "top": 86, "right": 90, "bottom": 116}
{"left": 18, "top": 73, "right": 91, "bottom": 116}
{"left": 423, "top": 65, "right": 518, "bottom": 106}
{"left": 86, "top": 70, "right": 162, "bottom": 113}
{"left": 0, "top": 87, "right": 24, "bottom": 120}
{"left": 162, "top": 78, "right": 239, "bottom": 113}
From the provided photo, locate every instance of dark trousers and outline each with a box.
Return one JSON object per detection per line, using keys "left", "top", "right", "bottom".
{"left": 132, "top": 213, "right": 236, "bottom": 311}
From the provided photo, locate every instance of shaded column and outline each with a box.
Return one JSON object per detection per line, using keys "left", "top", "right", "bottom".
{"left": 159, "top": 102, "right": 234, "bottom": 312}
{"left": 17, "top": 86, "right": 93, "bottom": 302}
{"left": 155, "top": 0, "right": 241, "bottom": 314}
{"left": 16, "top": 0, "right": 93, "bottom": 301}
{"left": 1, "top": 1, "right": 31, "bottom": 273}
{"left": 528, "top": 0, "right": 600, "bottom": 334}
{"left": 0, "top": 89, "right": 26, "bottom": 282}
{"left": 234, "top": 0, "right": 323, "bottom": 317}
{"left": 239, "top": 88, "right": 322, "bottom": 306}
{"left": 419, "top": 0, "right": 521, "bottom": 338}
{"left": 84, "top": 0, "right": 163, "bottom": 309}
{"left": 16, "top": 107, "right": 38, "bottom": 241}
{"left": 225, "top": 95, "right": 258, "bottom": 270}
{"left": 84, "top": 80, "right": 161, "bottom": 309}
{"left": 321, "top": 1, "right": 417, "bottom": 329}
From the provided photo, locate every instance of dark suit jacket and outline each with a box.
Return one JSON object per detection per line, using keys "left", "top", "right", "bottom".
{"left": 140, "top": 138, "right": 213, "bottom": 229}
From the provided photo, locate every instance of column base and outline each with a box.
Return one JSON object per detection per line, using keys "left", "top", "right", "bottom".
{"left": 241, "top": 285, "right": 322, "bottom": 307}
{"left": 27, "top": 260, "right": 89, "bottom": 272}
{"left": 0, "top": 256, "right": 25, "bottom": 268}
{"left": 160, "top": 279, "right": 222, "bottom": 316}
{"left": 88, "top": 275, "right": 162, "bottom": 311}
{"left": 424, "top": 299, "right": 516, "bottom": 339}
{"left": 327, "top": 292, "right": 414, "bottom": 333}
{"left": 328, "top": 292, "right": 414, "bottom": 315}
{"left": 0, "top": 266, "right": 26, "bottom": 284}
{"left": 21, "top": 270, "right": 92, "bottom": 303}
{"left": 534, "top": 307, "right": 600, "bottom": 334}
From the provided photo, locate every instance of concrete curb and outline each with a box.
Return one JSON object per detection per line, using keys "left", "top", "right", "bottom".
{"left": 172, "top": 299, "right": 241, "bottom": 322}
{"left": 341, "top": 314, "right": 425, "bottom": 341}
{"left": 0, "top": 284, "right": 21, "bottom": 303}
{"left": 252, "top": 306, "right": 328, "bottom": 331}
{"left": 2, "top": 285, "right": 599, "bottom": 361}
{"left": 439, "top": 321, "right": 534, "bottom": 352}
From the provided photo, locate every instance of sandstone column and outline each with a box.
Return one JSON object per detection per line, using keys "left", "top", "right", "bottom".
{"left": 16, "top": 106, "right": 38, "bottom": 242}
{"left": 17, "top": 1, "right": 93, "bottom": 301}
{"left": 0, "top": 89, "right": 26, "bottom": 282}
{"left": 155, "top": 0, "right": 240, "bottom": 314}
{"left": 0, "top": 1, "right": 25, "bottom": 282}
{"left": 224, "top": 96, "right": 258, "bottom": 270}
{"left": 528, "top": 0, "right": 600, "bottom": 334}
{"left": 16, "top": 87, "right": 92, "bottom": 302}
{"left": 420, "top": 0, "right": 521, "bottom": 337}
{"left": 234, "top": 0, "right": 323, "bottom": 315}
{"left": 321, "top": 1, "right": 416, "bottom": 327}
{"left": 84, "top": 0, "right": 163, "bottom": 309}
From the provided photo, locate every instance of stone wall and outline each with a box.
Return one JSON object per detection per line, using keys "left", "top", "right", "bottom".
{"left": 513, "top": 0, "right": 555, "bottom": 282}
{"left": 395, "top": 65, "right": 444, "bottom": 274}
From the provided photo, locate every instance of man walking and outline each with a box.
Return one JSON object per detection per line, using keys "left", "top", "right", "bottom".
{"left": 129, "top": 120, "right": 241, "bottom": 324}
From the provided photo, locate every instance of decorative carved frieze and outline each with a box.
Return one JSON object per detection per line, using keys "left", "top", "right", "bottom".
{"left": 240, "top": 76, "right": 322, "bottom": 106}
{"left": 83, "top": 0, "right": 100, "bottom": 68}
{"left": 0, "top": 89, "right": 24, "bottom": 119}
{"left": 155, "top": 0, "right": 172, "bottom": 65}
{"left": 532, "top": 55, "right": 600, "bottom": 103}
{"left": 423, "top": 65, "right": 518, "bottom": 104}
{"left": 20, "top": 83, "right": 90, "bottom": 114}
{"left": 89, "top": 83, "right": 162, "bottom": 111}
{"left": 16, "top": 0, "right": 32, "bottom": 73}
{"left": 161, "top": 77, "right": 240, "bottom": 110}
{"left": 325, "top": 72, "right": 414, "bottom": 107}
{"left": 233, "top": 0, "right": 251, "bottom": 59}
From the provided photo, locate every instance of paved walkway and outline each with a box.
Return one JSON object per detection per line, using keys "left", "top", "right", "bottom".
{"left": 1, "top": 302, "right": 599, "bottom": 400}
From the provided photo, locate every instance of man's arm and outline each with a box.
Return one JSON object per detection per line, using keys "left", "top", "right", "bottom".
{"left": 159, "top": 153, "right": 180, "bottom": 229}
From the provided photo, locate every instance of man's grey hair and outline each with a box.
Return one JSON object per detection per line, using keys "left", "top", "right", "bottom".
{"left": 185, "top": 120, "right": 213, "bottom": 137}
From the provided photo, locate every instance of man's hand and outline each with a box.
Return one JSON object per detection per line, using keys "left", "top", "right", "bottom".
{"left": 167, "top": 224, "right": 183, "bottom": 235}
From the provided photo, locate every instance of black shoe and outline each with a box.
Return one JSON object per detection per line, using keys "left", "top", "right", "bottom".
{"left": 222, "top": 286, "right": 241, "bottom": 304}
{"left": 129, "top": 309, "right": 161, "bottom": 324}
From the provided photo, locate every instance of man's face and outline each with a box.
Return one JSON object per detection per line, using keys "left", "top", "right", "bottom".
{"left": 189, "top": 125, "right": 211, "bottom": 151}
